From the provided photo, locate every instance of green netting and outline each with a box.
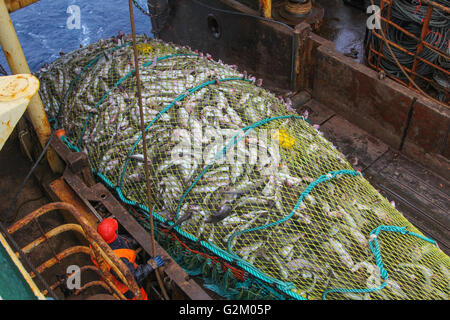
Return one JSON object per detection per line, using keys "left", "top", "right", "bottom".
{"left": 38, "top": 35, "right": 450, "bottom": 300}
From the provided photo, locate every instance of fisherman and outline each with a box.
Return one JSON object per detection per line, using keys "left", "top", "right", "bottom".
{"left": 93, "top": 217, "right": 165, "bottom": 300}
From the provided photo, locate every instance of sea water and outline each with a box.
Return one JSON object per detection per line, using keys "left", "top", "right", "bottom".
{"left": 0, "top": 0, "right": 152, "bottom": 73}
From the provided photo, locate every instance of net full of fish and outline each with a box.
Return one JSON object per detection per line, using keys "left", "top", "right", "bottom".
{"left": 37, "top": 34, "right": 450, "bottom": 300}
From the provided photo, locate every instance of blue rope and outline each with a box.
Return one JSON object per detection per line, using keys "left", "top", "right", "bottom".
{"left": 77, "top": 53, "right": 198, "bottom": 147}
{"left": 53, "top": 43, "right": 131, "bottom": 129}
{"left": 60, "top": 133, "right": 307, "bottom": 299}
{"left": 59, "top": 114, "right": 363, "bottom": 301}
{"left": 118, "top": 77, "right": 252, "bottom": 189}
{"left": 174, "top": 114, "right": 307, "bottom": 219}
{"left": 227, "top": 170, "right": 362, "bottom": 255}
{"left": 60, "top": 135, "right": 80, "bottom": 152}
{"left": 58, "top": 83, "right": 361, "bottom": 301}
{"left": 322, "top": 225, "right": 437, "bottom": 300}
{"left": 57, "top": 115, "right": 440, "bottom": 301}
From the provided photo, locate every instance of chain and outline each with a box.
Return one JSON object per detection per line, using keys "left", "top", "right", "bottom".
{"left": 132, "top": 0, "right": 151, "bottom": 16}
{"left": 131, "top": 1, "right": 170, "bottom": 41}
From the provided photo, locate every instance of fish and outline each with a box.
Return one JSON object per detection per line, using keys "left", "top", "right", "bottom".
{"left": 38, "top": 34, "right": 450, "bottom": 301}
{"left": 206, "top": 205, "right": 233, "bottom": 224}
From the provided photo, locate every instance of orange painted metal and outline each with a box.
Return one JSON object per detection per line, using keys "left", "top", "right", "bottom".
{"left": 421, "top": 0, "right": 450, "bottom": 14}
{"left": 408, "top": 5, "right": 433, "bottom": 88}
{"left": 48, "top": 177, "right": 99, "bottom": 227}
{"left": 368, "top": 0, "right": 449, "bottom": 104}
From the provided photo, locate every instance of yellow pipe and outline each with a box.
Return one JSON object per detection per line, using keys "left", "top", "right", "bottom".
{"left": 5, "top": 0, "right": 41, "bottom": 13}
{"left": 0, "top": 0, "right": 63, "bottom": 172}
{"left": 260, "top": 0, "right": 272, "bottom": 19}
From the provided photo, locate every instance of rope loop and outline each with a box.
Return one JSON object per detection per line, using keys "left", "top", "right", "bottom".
{"left": 322, "top": 224, "right": 437, "bottom": 300}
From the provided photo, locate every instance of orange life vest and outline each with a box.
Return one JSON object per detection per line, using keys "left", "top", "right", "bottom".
{"left": 91, "top": 247, "right": 148, "bottom": 300}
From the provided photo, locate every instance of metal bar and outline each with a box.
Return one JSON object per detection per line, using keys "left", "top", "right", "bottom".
{"left": 368, "top": 60, "right": 422, "bottom": 89}
{"left": 369, "top": 0, "right": 431, "bottom": 97}
{"left": 376, "top": 0, "right": 392, "bottom": 70}
{"left": 16, "top": 222, "right": 126, "bottom": 299}
{"left": 371, "top": 31, "right": 450, "bottom": 76}
{"left": 368, "top": 47, "right": 441, "bottom": 86}
{"left": 0, "top": 217, "right": 58, "bottom": 299}
{"left": 378, "top": 15, "right": 450, "bottom": 60}
{"left": 409, "top": 5, "right": 433, "bottom": 88}
{"left": 46, "top": 265, "right": 126, "bottom": 300}
{"left": 260, "top": 0, "right": 271, "bottom": 19}
{"left": 73, "top": 281, "right": 115, "bottom": 297}
{"left": 20, "top": 224, "right": 83, "bottom": 254}
{"left": 422, "top": 0, "right": 450, "bottom": 14}
{"left": 48, "top": 138, "right": 213, "bottom": 299}
{"left": 45, "top": 181, "right": 129, "bottom": 300}
{"left": 62, "top": 170, "right": 212, "bottom": 299}
{"left": 30, "top": 245, "right": 91, "bottom": 276}
{"left": 33, "top": 217, "right": 61, "bottom": 264}
{"left": 8, "top": 201, "right": 143, "bottom": 299}
{"left": 0, "top": 0, "right": 63, "bottom": 173}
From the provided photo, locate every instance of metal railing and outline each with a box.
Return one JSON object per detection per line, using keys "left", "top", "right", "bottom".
{"left": 7, "top": 202, "right": 143, "bottom": 299}
{"left": 366, "top": 0, "right": 449, "bottom": 104}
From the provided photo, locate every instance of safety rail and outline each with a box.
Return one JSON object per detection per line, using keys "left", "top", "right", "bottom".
{"left": 366, "top": 0, "right": 449, "bottom": 104}
{"left": 7, "top": 202, "right": 143, "bottom": 300}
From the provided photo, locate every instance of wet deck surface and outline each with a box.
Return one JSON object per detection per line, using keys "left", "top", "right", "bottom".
{"left": 315, "top": 0, "right": 368, "bottom": 63}
{"left": 297, "top": 98, "right": 450, "bottom": 255}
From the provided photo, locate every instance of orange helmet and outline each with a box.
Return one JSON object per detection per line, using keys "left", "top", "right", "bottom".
{"left": 97, "top": 217, "right": 118, "bottom": 244}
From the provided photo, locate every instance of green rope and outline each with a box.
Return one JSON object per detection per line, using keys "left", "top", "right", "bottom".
{"left": 118, "top": 77, "right": 252, "bottom": 188}
{"left": 55, "top": 51, "right": 312, "bottom": 300}
{"left": 322, "top": 225, "right": 437, "bottom": 300}
{"left": 222, "top": 269, "right": 234, "bottom": 291}
{"left": 77, "top": 53, "right": 198, "bottom": 147}
{"left": 53, "top": 43, "right": 131, "bottom": 128}
{"left": 59, "top": 129, "right": 308, "bottom": 300}
{"left": 227, "top": 170, "right": 362, "bottom": 254}
{"left": 59, "top": 127, "right": 307, "bottom": 300}
{"left": 173, "top": 115, "right": 307, "bottom": 219}
{"left": 60, "top": 135, "right": 80, "bottom": 152}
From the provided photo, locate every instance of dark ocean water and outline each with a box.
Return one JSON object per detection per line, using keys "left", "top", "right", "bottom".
{"left": 1, "top": 0, "right": 152, "bottom": 73}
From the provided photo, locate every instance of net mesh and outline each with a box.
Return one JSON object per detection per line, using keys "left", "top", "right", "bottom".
{"left": 38, "top": 35, "right": 450, "bottom": 300}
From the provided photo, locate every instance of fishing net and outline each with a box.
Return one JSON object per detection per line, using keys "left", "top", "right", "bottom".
{"left": 37, "top": 35, "right": 450, "bottom": 300}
